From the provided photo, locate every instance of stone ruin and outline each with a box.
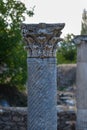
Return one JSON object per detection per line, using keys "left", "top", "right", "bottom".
{"left": 73, "top": 35, "right": 87, "bottom": 130}
{"left": 0, "top": 23, "right": 87, "bottom": 130}
{"left": 21, "top": 22, "right": 87, "bottom": 130}
{"left": 21, "top": 23, "right": 65, "bottom": 130}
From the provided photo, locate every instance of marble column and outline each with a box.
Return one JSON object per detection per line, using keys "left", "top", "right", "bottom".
{"left": 21, "top": 23, "right": 65, "bottom": 130}
{"left": 73, "top": 35, "right": 87, "bottom": 130}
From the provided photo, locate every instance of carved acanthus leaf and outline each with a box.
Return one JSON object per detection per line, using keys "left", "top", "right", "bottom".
{"left": 21, "top": 23, "right": 65, "bottom": 57}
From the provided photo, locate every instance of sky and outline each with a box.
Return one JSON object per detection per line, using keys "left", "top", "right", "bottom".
{"left": 21, "top": 0, "right": 87, "bottom": 37}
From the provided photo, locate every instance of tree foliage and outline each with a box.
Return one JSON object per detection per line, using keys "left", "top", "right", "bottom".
{"left": 56, "top": 34, "right": 76, "bottom": 64}
{"left": 0, "top": 0, "right": 34, "bottom": 89}
{"left": 81, "top": 9, "right": 87, "bottom": 35}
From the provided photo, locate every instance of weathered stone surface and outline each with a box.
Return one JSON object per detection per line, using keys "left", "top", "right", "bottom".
{"left": 76, "top": 62, "right": 87, "bottom": 109}
{"left": 0, "top": 107, "right": 27, "bottom": 130}
{"left": 73, "top": 35, "right": 87, "bottom": 45}
{"left": 0, "top": 107, "right": 76, "bottom": 130}
{"left": 57, "top": 64, "right": 76, "bottom": 89}
{"left": 73, "top": 35, "right": 87, "bottom": 130}
{"left": 21, "top": 23, "right": 65, "bottom": 58}
{"left": 76, "top": 109, "right": 87, "bottom": 130}
{"left": 58, "top": 111, "right": 76, "bottom": 130}
{"left": 21, "top": 23, "right": 65, "bottom": 130}
{"left": 73, "top": 35, "right": 87, "bottom": 62}
{"left": 27, "top": 58, "right": 57, "bottom": 130}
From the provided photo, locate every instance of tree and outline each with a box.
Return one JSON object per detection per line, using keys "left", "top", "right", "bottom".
{"left": 81, "top": 9, "right": 87, "bottom": 34}
{"left": 0, "top": 0, "right": 34, "bottom": 90}
{"left": 56, "top": 34, "right": 76, "bottom": 64}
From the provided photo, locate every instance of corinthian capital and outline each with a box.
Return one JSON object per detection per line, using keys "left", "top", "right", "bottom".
{"left": 73, "top": 35, "right": 87, "bottom": 45}
{"left": 21, "top": 23, "right": 65, "bottom": 58}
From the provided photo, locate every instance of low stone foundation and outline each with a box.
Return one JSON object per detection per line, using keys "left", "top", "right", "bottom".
{"left": 0, "top": 107, "right": 27, "bottom": 130}
{"left": 0, "top": 107, "right": 76, "bottom": 130}
{"left": 58, "top": 111, "right": 76, "bottom": 130}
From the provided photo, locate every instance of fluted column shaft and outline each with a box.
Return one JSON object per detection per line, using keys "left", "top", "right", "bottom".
{"left": 21, "top": 23, "right": 65, "bottom": 130}
{"left": 73, "top": 35, "right": 87, "bottom": 130}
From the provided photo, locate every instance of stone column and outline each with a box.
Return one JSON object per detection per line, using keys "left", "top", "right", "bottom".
{"left": 73, "top": 35, "right": 87, "bottom": 130}
{"left": 21, "top": 23, "right": 65, "bottom": 130}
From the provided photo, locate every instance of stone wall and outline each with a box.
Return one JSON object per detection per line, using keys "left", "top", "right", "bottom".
{"left": 0, "top": 107, "right": 76, "bottom": 130}
{"left": 58, "top": 111, "right": 76, "bottom": 130}
{"left": 0, "top": 107, "right": 27, "bottom": 130}
{"left": 0, "top": 64, "right": 77, "bottom": 130}
{"left": 57, "top": 64, "right": 76, "bottom": 89}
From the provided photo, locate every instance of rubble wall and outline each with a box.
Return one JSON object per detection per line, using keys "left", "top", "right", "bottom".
{"left": 57, "top": 64, "right": 76, "bottom": 89}
{"left": 0, "top": 107, "right": 76, "bottom": 130}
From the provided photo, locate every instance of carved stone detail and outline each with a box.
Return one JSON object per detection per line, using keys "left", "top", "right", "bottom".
{"left": 21, "top": 23, "right": 65, "bottom": 58}
{"left": 73, "top": 35, "right": 87, "bottom": 45}
{"left": 73, "top": 35, "right": 87, "bottom": 62}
